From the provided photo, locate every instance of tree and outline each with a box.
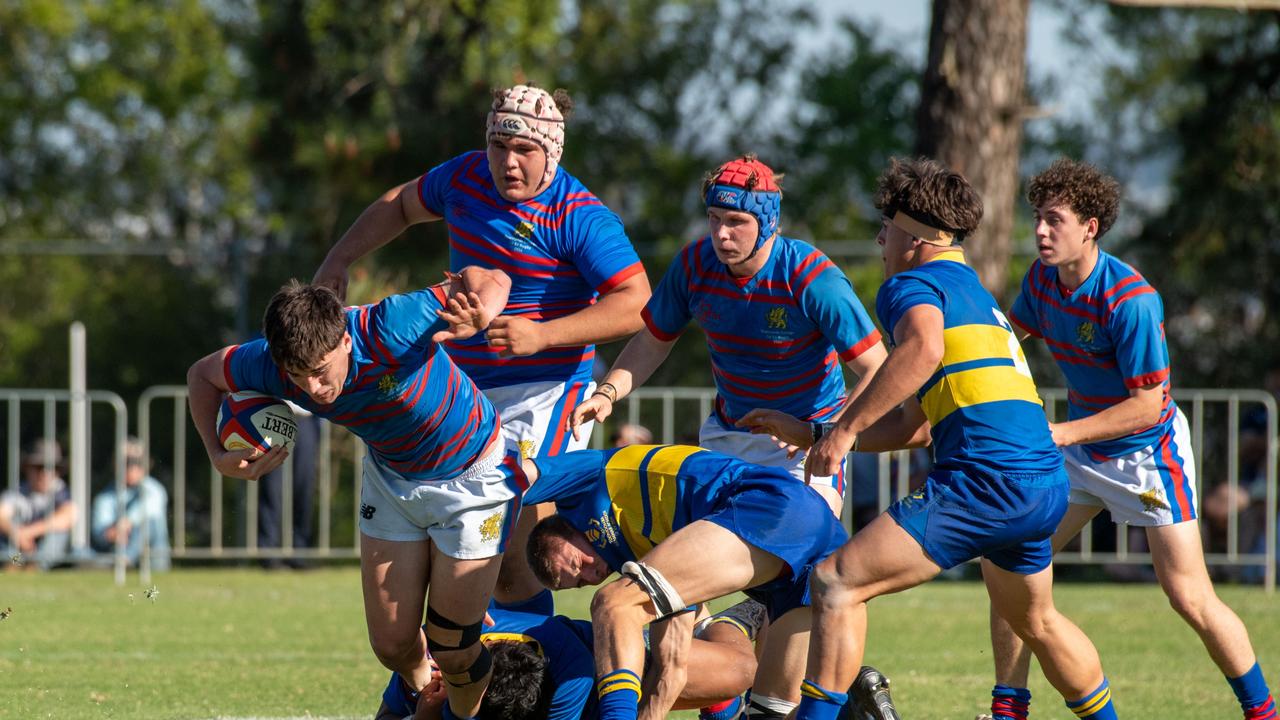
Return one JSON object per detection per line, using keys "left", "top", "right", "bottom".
{"left": 916, "top": 0, "right": 1029, "bottom": 301}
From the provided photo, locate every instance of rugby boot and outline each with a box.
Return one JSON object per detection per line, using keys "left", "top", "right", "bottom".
{"left": 844, "top": 665, "right": 901, "bottom": 720}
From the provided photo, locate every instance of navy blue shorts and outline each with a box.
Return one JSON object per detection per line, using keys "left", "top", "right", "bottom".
{"left": 887, "top": 464, "right": 1069, "bottom": 574}
{"left": 704, "top": 474, "right": 849, "bottom": 620}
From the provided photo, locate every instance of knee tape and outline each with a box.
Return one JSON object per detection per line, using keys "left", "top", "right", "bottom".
{"left": 425, "top": 606, "right": 484, "bottom": 653}
{"left": 440, "top": 643, "right": 493, "bottom": 688}
{"left": 620, "top": 561, "right": 691, "bottom": 620}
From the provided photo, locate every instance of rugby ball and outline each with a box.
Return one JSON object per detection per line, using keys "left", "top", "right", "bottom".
{"left": 216, "top": 391, "right": 297, "bottom": 453}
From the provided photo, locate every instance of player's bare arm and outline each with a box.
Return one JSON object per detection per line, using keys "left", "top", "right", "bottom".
{"left": 487, "top": 271, "right": 651, "bottom": 357}
{"left": 186, "top": 348, "right": 289, "bottom": 480}
{"left": 837, "top": 340, "right": 889, "bottom": 413}
{"left": 568, "top": 326, "right": 676, "bottom": 438}
{"left": 432, "top": 267, "right": 513, "bottom": 343}
{"left": 805, "top": 304, "right": 944, "bottom": 477}
{"left": 1048, "top": 382, "right": 1164, "bottom": 447}
{"left": 639, "top": 612, "right": 696, "bottom": 720}
{"left": 313, "top": 179, "right": 443, "bottom": 300}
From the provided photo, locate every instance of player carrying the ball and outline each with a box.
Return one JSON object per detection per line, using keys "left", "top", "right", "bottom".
{"left": 188, "top": 267, "right": 516, "bottom": 720}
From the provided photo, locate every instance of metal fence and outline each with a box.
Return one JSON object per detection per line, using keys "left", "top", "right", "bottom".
{"left": 1, "top": 385, "right": 1274, "bottom": 592}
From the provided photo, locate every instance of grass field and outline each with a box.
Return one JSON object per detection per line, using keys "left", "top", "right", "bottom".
{"left": 1, "top": 568, "right": 1276, "bottom": 719}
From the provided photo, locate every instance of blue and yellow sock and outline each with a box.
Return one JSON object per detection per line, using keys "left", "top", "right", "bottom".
{"left": 1228, "top": 662, "right": 1277, "bottom": 719}
{"left": 991, "top": 684, "right": 1031, "bottom": 720}
{"left": 597, "top": 669, "right": 642, "bottom": 720}
{"left": 1065, "top": 678, "right": 1118, "bottom": 720}
{"left": 794, "top": 679, "right": 848, "bottom": 720}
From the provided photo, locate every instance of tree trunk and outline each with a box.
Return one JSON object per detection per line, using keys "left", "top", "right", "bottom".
{"left": 916, "top": 0, "right": 1028, "bottom": 302}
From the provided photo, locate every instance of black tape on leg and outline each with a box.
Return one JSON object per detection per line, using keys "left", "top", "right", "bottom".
{"left": 441, "top": 643, "right": 492, "bottom": 687}
{"left": 425, "top": 606, "right": 484, "bottom": 652}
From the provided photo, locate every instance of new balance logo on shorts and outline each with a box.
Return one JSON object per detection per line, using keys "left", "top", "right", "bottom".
{"left": 360, "top": 504, "right": 377, "bottom": 519}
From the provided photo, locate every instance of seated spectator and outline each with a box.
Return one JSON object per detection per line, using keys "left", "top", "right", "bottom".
{"left": 610, "top": 422, "right": 653, "bottom": 447}
{"left": 91, "top": 438, "right": 171, "bottom": 570}
{"left": 0, "top": 439, "right": 76, "bottom": 570}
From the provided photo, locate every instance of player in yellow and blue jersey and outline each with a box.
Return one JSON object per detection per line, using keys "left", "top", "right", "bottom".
{"left": 517, "top": 444, "right": 902, "bottom": 720}
{"left": 742, "top": 158, "right": 1119, "bottom": 720}
{"left": 981, "top": 159, "right": 1274, "bottom": 720}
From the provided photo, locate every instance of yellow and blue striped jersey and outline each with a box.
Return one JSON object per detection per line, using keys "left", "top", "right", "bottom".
{"left": 876, "top": 252, "right": 1060, "bottom": 474}
{"left": 523, "top": 444, "right": 779, "bottom": 568}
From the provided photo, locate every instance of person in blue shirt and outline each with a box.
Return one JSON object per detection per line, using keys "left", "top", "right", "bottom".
{"left": 741, "top": 158, "right": 1119, "bottom": 720}
{"left": 90, "top": 437, "right": 170, "bottom": 570}
{"left": 570, "top": 155, "right": 885, "bottom": 518}
{"left": 374, "top": 596, "right": 760, "bottom": 720}
{"left": 517, "top": 444, "right": 877, "bottom": 720}
{"left": 982, "top": 159, "right": 1274, "bottom": 720}
{"left": 188, "top": 267, "right": 518, "bottom": 720}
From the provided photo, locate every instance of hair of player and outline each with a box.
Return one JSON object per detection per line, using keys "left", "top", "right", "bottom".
{"left": 262, "top": 280, "right": 346, "bottom": 373}
{"left": 1027, "top": 158, "right": 1121, "bottom": 239}
{"left": 525, "top": 514, "right": 580, "bottom": 588}
{"left": 700, "top": 152, "right": 786, "bottom": 198}
{"left": 490, "top": 84, "right": 574, "bottom": 121}
{"left": 874, "top": 156, "right": 983, "bottom": 240}
{"left": 477, "top": 640, "right": 554, "bottom": 720}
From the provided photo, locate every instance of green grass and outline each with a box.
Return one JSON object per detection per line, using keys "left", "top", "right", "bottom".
{"left": 0, "top": 568, "right": 1276, "bottom": 719}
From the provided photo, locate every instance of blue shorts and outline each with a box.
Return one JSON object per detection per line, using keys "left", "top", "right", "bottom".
{"left": 704, "top": 473, "right": 850, "bottom": 620}
{"left": 887, "top": 465, "right": 1069, "bottom": 574}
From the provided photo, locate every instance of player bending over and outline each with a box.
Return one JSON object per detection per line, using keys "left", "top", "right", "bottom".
{"left": 189, "top": 269, "right": 516, "bottom": 720}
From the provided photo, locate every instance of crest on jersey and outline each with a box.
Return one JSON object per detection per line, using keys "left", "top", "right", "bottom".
{"left": 1075, "top": 321, "right": 1096, "bottom": 347}
{"left": 586, "top": 510, "right": 619, "bottom": 549}
{"left": 514, "top": 221, "right": 535, "bottom": 240}
{"left": 1139, "top": 487, "right": 1169, "bottom": 512}
{"left": 517, "top": 439, "right": 536, "bottom": 460}
{"left": 378, "top": 375, "right": 399, "bottom": 398}
{"left": 694, "top": 300, "right": 722, "bottom": 326}
{"left": 479, "top": 511, "right": 504, "bottom": 542}
{"left": 766, "top": 306, "right": 788, "bottom": 330}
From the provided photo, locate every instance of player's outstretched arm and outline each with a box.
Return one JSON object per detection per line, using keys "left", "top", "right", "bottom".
{"left": 639, "top": 612, "right": 695, "bottom": 720}
{"left": 313, "top": 179, "right": 442, "bottom": 301}
{"left": 1049, "top": 382, "right": 1164, "bottom": 447}
{"left": 487, "top": 272, "right": 651, "bottom": 357}
{"left": 806, "top": 305, "right": 943, "bottom": 477}
{"left": 186, "top": 348, "right": 289, "bottom": 480}
{"left": 567, "top": 327, "right": 675, "bottom": 440}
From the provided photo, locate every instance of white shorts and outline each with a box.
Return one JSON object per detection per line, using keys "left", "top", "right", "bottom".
{"left": 698, "top": 415, "right": 846, "bottom": 494}
{"left": 482, "top": 379, "right": 594, "bottom": 460}
{"left": 1065, "top": 409, "right": 1198, "bottom": 526}
{"left": 358, "top": 441, "right": 523, "bottom": 559}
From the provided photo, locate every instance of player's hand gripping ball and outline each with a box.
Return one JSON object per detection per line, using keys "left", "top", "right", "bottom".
{"left": 216, "top": 392, "right": 298, "bottom": 453}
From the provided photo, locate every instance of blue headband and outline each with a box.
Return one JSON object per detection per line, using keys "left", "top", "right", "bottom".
{"left": 705, "top": 183, "right": 781, "bottom": 251}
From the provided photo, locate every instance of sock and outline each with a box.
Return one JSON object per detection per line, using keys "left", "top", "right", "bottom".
{"left": 597, "top": 669, "right": 642, "bottom": 720}
{"left": 1229, "top": 663, "right": 1277, "bottom": 719}
{"left": 794, "top": 679, "right": 848, "bottom": 720}
{"left": 746, "top": 695, "right": 796, "bottom": 719}
{"left": 700, "top": 695, "right": 744, "bottom": 720}
{"left": 991, "top": 684, "right": 1032, "bottom": 720}
{"left": 1065, "top": 678, "right": 1118, "bottom": 720}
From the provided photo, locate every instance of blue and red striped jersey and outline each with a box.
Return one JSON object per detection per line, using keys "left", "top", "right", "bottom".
{"left": 418, "top": 152, "right": 645, "bottom": 389}
{"left": 1010, "top": 250, "right": 1176, "bottom": 457}
{"left": 224, "top": 286, "right": 500, "bottom": 482}
{"left": 641, "top": 235, "right": 880, "bottom": 426}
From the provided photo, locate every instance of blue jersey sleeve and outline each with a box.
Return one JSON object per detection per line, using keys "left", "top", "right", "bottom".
{"left": 641, "top": 243, "right": 696, "bottom": 341}
{"left": 417, "top": 153, "right": 472, "bottom": 217}
{"left": 366, "top": 288, "right": 451, "bottom": 364}
{"left": 225, "top": 339, "right": 292, "bottom": 397}
{"left": 564, "top": 206, "right": 644, "bottom": 295}
{"left": 1109, "top": 291, "right": 1170, "bottom": 389}
{"left": 797, "top": 260, "right": 881, "bottom": 362}
{"left": 1009, "top": 270, "right": 1041, "bottom": 338}
{"left": 545, "top": 634, "right": 595, "bottom": 720}
{"left": 875, "top": 273, "right": 945, "bottom": 344}
{"left": 523, "top": 449, "right": 608, "bottom": 505}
